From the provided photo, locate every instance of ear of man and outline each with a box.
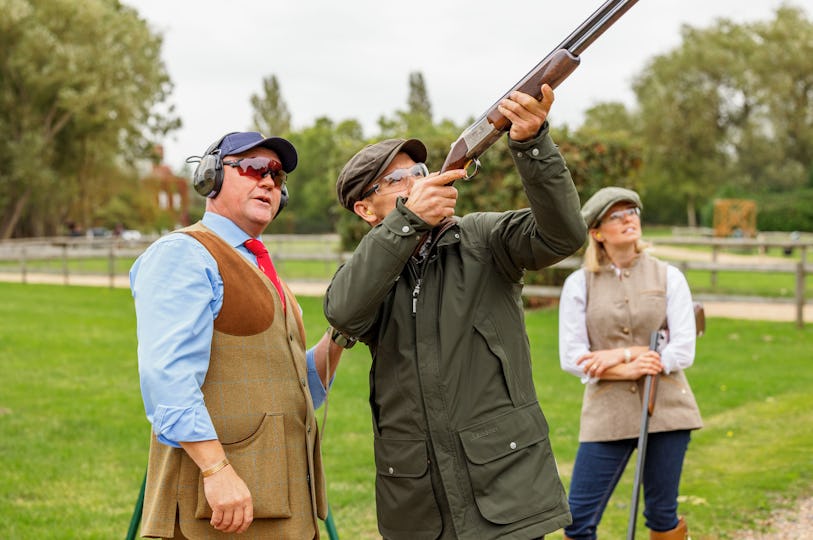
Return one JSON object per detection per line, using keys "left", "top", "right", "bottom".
{"left": 353, "top": 201, "right": 377, "bottom": 224}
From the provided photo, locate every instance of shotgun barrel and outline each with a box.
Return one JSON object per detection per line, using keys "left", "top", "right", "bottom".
{"left": 441, "top": 0, "right": 640, "bottom": 176}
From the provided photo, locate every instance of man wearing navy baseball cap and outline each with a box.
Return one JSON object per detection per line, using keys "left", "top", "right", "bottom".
{"left": 130, "top": 131, "right": 344, "bottom": 538}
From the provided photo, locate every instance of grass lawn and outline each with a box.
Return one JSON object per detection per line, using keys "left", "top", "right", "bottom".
{"left": 1, "top": 283, "right": 811, "bottom": 539}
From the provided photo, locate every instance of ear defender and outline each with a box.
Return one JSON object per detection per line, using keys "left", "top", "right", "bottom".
{"left": 276, "top": 185, "right": 289, "bottom": 217}
{"left": 191, "top": 132, "right": 237, "bottom": 198}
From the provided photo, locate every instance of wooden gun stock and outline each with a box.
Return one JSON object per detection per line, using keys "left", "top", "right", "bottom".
{"left": 442, "top": 0, "right": 640, "bottom": 175}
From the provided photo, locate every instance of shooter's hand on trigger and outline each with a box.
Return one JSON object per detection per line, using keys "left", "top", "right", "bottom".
{"left": 404, "top": 169, "right": 466, "bottom": 227}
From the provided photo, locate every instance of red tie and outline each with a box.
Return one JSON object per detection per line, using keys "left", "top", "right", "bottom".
{"left": 243, "top": 238, "right": 286, "bottom": 312}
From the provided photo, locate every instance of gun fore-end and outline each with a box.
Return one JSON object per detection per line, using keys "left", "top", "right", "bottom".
{"left": 516, "top": 49, "right": 581, "bottom": 97}
{"left": 441, "top": 49, "right": 581, "bottom": 176}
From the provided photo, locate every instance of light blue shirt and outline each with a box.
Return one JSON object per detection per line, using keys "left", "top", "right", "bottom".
{"left": 130, "top": 212, "right": 329, "bottom": 448}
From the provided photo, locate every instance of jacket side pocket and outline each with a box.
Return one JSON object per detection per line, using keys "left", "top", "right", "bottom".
{"left": 374, "top": 436, "right": 442, "bottom": 540}
{"left": 458, "top": 403, "right": 564, "bottom": 524}
{"left": 195, "top": 413, "right": 291, "bottom": 519}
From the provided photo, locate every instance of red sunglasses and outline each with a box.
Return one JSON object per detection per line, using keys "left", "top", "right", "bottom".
{"left": 222, "top": 157, "right": 287, "bottom": 187}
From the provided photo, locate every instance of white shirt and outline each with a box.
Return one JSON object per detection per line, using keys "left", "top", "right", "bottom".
{"left": 558, "top": 262, "right": 696, "bottom": 384}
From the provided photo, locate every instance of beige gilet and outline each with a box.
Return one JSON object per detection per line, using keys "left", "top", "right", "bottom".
{"left": 140, "top": 223, "right": 327, "bottom": 539}
{"left": 578, "top": 252, "right": 703, "bottom": 442}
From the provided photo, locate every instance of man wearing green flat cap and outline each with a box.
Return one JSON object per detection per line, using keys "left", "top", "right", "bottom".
{"left": 325, "top": 84, "right": 586, "bottom": 539}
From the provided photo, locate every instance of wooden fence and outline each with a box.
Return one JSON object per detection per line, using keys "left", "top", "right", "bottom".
{"left": 0, "top": 234, "right": 346, "bottom": 289}
{"left": 1, "top": 233, "right": 811, "bottom": 327}
{"left": 524, "top": 236, "right": 813, "bottom": 328}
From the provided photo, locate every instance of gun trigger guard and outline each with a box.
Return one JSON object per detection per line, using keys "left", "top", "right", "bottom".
{"left": 462, "top": 158, "right": 481, "bottom": 181}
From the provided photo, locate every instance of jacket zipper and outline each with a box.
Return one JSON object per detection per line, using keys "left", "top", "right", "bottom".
{"left": 410, "top": 221, "right": 456, "bottom": 316}
{"left": 412, "top": 278, "right": 422, "bottom": 316}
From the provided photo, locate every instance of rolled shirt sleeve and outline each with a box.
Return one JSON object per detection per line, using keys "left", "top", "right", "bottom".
{"left": 307, "top": 346, "right": 336, "bottom": 410}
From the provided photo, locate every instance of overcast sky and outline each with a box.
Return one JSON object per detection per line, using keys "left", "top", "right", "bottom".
{"left": 122, "top": 0, "right": 812, "bottom": 170}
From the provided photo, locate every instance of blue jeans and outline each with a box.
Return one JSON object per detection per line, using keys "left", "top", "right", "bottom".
{"left": 564, "top": 430, "right": 691, "bottom": 540}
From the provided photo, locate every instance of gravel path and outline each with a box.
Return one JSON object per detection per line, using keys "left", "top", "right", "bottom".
{"left": 737, "top": 495, "right": 813, "bottom": 539}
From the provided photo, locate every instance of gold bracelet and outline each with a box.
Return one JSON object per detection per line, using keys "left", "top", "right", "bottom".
{"left": 201, "top": 458, "right": 230, "bottom": 478}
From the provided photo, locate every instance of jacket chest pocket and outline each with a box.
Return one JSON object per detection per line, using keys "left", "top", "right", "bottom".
{"left": 473, "top": 315, "right": 531, "bottom": 407}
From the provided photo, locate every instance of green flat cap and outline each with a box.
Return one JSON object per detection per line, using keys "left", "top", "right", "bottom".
{"left": 336, "top": 138, "right": 427, "bottom": 211}
{"left": 581, "top": 187, "right": 642, "bottom": 228}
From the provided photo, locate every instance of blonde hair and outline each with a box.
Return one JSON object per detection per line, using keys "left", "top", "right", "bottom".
{"left": 583, "top": 232, "right": 648, "bottom": 272}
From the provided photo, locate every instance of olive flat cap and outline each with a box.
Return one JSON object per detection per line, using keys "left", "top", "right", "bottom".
{"left": 581, "top": 187, "right": 642, "bottom": 228}
{"left": 336, "top": 138, "right": 427, "bottom": 211}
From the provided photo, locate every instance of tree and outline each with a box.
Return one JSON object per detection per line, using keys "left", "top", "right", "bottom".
{"left": 283, "top": 117, "right": 364, "bottom": 234}
{"left": 0, "top": 0, "right": 178, "bottom": 238}
{"left": 250, "top": 74, "right": 292, "bottom": 136}
{"left": 735, "top": 6, "right": 813, "bottom": 192}
{"left": 630, "top": 6, "right": 813, "bottom": 226}
{"left": 377, "top": 71, "right": 437, "bottom": 137}
{"left": 407, "top": 71, "right": 432, "bottom": 121}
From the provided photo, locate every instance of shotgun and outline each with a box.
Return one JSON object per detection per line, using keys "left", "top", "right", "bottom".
{"left": 627, "top": 330, "right": 660, "bottom": 540}
{"left": 630, "top": 303, "right": 705, "bottom": 538}
{"left": 441, "top": 0, "right": 640, "bottom": 178}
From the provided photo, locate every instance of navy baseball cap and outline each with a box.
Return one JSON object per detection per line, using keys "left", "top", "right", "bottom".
{"left": 218, "top": 131, "right": 298, "bottom": 173}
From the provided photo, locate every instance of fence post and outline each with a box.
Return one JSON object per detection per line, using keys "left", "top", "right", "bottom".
{"left": 796, "top": 247, "right": 807, "bottom": 329}
{"left": 20, "top": 246, "right": 27, "bottom": 284}
{"left": 62, "top": 243, "right": 69, "bottom": 285}
{"left": 109, "top": 241, "right": 116, "bottom": 289}
{"left": 710, "top": 245, "right": 718, "bottom": 288}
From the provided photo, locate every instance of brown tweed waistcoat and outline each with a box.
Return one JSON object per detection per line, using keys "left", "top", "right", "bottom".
{"left": 140, "top": 223, "right": 327, "bottom": 539}
{"left": 579, "top": 252, "right": 703, "bottom": 442}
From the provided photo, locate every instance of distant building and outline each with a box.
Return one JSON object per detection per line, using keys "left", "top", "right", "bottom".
{"left": 141, "top": 145, "right": 191, "bottom": 228}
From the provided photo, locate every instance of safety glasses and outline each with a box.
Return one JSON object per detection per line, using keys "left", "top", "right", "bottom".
{"left": 602, "top": 206, "right": 640, "bottom": 224}
{"left": 222, "top": 157, "right": 287, "bottom": 187}
{"left": 361, "top": 163, "right": 429, "bottom": 200}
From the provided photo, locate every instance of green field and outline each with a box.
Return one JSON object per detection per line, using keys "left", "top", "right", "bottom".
{"left": 1, "top": 282, "right": 811, "bottom": 539}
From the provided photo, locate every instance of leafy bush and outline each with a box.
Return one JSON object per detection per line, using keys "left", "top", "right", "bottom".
{"left": 756, "top": 189, "right": 813, "bottom": 232}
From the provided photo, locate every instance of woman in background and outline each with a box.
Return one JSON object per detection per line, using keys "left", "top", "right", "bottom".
{"left": 558, "top": 187, "right": 702, "bottom": 540}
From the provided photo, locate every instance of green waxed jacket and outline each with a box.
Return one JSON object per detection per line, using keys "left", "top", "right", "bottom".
{"left": 324, "top": 126, "right": 586, "bottom": 540}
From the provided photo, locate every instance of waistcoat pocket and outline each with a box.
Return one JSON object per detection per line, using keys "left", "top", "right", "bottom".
{"left": 195, "top": 413, "right": 291, "bottom": 519}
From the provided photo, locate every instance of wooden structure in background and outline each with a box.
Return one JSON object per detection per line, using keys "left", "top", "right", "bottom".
{"left": 713, "top": 199, "right": 756, "bottom": 237}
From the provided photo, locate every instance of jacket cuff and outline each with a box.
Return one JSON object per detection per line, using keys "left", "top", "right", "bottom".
{"left": 507, "top": 121, "right": 557, "bottom": 158}
{"left": 382, "top": 198, "right": 434, "bottom": 236}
